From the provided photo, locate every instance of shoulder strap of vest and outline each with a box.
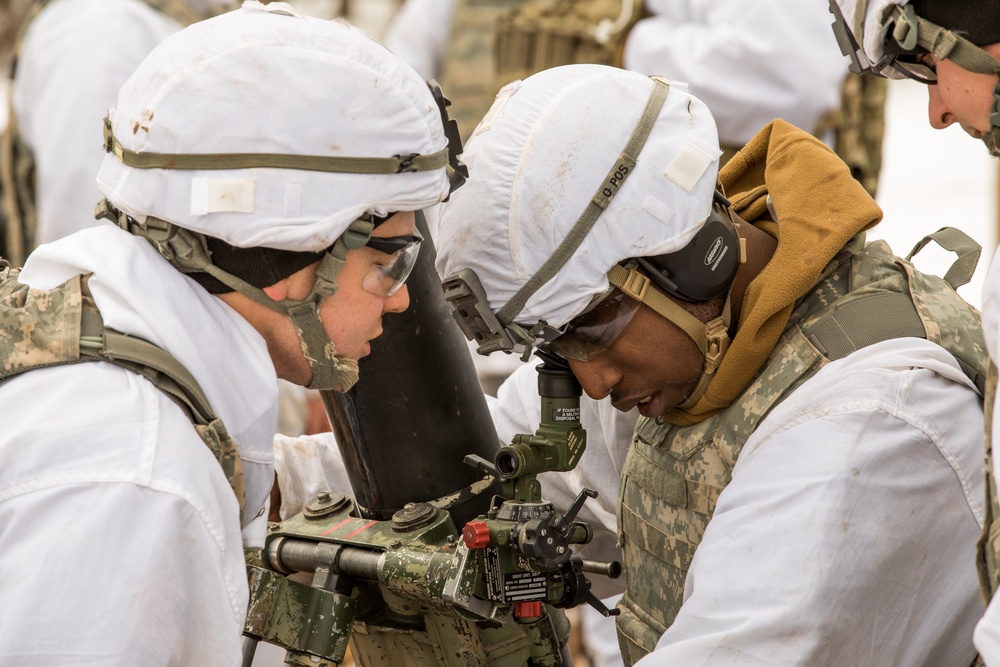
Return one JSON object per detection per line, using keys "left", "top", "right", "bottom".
{"left": 803, "top": 227, "right": 985, "bottom": 393}
{"left": 0, "top": 268, "right": 247, "bottom": 518}
{"left": 804, "top": 291, "right": 925, "bottom": 362}
{"left": 79, "top": 308, "right": 216, "bottom": 428}
{"left": 905, "top": 226, "right": 981, "bottom": 290}
{"left": 77, "top": 277, "right": 246, "bottom": 518}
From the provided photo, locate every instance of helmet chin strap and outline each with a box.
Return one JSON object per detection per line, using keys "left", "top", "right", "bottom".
{"left": 98, "top": 199, "right": 370, "bottom": 392}
{"left": 607, "top": 263, "right": 731, "bottom": 410}
{"left": 985, "top": 79, "right": 1000, "bottom": 158}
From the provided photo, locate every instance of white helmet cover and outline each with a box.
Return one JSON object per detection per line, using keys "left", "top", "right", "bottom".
{"left": 435, "top": 65, "right": 721, "bottom": 330}
{"left": 97, "top": 1, "right": 451, "bottom": 252}
{"left": 832, "top": 0, "right": 910, "bottom": 78}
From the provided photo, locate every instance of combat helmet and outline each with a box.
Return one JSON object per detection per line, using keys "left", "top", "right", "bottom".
{"left": 96, "top": 1, "right": 466, "bottom": 391}
{"left": 437, "top": 64, "right": 740, "bottom": 410}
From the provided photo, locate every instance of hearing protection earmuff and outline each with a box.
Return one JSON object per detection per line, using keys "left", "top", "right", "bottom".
{"left": 635, "top": 190, "right": 741, "bottom": 303}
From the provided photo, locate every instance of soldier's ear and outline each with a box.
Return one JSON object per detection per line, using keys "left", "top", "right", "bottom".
{"left": 262, "top": 279, "right": 291, "bottom": 301}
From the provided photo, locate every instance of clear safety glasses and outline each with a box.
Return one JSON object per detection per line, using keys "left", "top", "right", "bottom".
{"left": 545, "top": 288, "right": 641, "bottom": 362}
{"left": 362, "top": 228, "right": 423, "bottom": 297}
{"left": 887, "top": 48, "right": 937, "bottom": 84}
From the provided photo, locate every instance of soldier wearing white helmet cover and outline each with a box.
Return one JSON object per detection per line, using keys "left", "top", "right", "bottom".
{"left": 437, "top": 64, "right": 988, "bottom": 665}
{"left": 829, "top": 0, "right": 1000, "bottom": 153}
{"left": 0, "top": 2, "right": 462, "bottom": 663}
{"left": 828, "top": 2, "right": 1000, "bottom": 663}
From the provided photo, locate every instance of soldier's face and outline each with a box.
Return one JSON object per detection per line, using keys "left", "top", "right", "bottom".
{"left": 264, "top": 212, "right": 414, "bottom": 387}
{"left": 565, "top": 300, "right": 703, "bottom": 419}
{"left": 926, "top": 43, "right": 1000, "bottom": 143}
{"left": 315, "top": 211, "right": 415, "bottom": 362}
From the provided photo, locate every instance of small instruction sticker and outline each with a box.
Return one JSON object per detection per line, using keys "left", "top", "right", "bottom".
{"left": 552, "top": 407, "right": 580, "bottom": 422}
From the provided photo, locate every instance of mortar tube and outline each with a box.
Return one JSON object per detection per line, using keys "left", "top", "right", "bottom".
{"left": 321, "top": 210, "right": 501, "bottom": 528}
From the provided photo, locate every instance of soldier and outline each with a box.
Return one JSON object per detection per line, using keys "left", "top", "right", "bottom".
{"left": 435, "top": 64, "right": 988, "bottom": 665}
{"left": 830, "top": 0, "right": 1000, "bottom": 155}
{"left": 384, "top": 0, "right": 886, "bottom": 195}
{"left": 0, "top": 3, "right": 459, "bottom": 663}
{"left": 827, "top": 1, "right": 1000, "bottom": 662}
{"left": 1, "top": 0, "right": 238, "bottom": 268}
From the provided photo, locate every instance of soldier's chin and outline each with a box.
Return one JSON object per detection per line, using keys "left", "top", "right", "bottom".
{"left": 984, "top": 130, "right": 1000, "bottom": 159}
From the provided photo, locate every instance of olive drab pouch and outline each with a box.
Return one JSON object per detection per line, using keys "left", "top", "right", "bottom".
{"left": 494, "top": 0, "right": 646, "bottom": 85}
{"left": 0, "top": 260, "right": 247, "bottom": 518}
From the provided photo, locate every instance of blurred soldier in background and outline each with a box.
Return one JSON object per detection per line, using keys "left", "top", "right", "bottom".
{"left": 385, "top": 0, "right": 886, "bottom": 196}
{"left": 0, "top": 0, "right": 237, "bottom": 267}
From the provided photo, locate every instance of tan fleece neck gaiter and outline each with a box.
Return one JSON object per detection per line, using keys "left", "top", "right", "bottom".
{"left": 660, "top": 120, "right": 882, "bottom": 427}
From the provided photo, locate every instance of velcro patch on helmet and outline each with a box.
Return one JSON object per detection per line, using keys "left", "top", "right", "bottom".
{"left": 664, "top": 133, "right": 720, "bottom": 193}
{"left": 475, "top": 81, "right": 521, "bottom": 137}
{"left": 191, "top": 178, "right": 257, "bottom": 215}
{"left": 642, "top": 196, "right": 675, "bottom": 225}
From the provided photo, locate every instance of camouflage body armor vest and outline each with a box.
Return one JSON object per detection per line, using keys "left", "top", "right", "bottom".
{"left": 614, "top": 232, "right": 988, "bottom": 665}
{"left": 978, "top": 363, "right": 1000, "bottom": 602}
{"left": 0, "top": 0, "right": 227, "bottom": 267}
{"left": 0, "top": 260, "right": 247, "bottom": 519}
{"left": 440, "top": 0, "right": 532, "bottom": 143}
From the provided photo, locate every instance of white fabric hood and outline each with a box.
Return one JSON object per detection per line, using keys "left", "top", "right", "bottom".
{"left": 19, "top": 226, "right": 279, "bottom": 521}
{"left": 435, "top": 64, "right": 721, "bottom": 329}
{"left": 97, "top": 1, "right": 451, "bottom": 252}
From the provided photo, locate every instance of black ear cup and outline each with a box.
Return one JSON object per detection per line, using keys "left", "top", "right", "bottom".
{"left": 637, "top": 202, "right": 741, "bottom": 302}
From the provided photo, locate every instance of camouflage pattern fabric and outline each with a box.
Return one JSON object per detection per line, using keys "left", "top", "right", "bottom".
{"left": 494, "top": 0, "right": 643, "bottom": 83}
{"left": 0, "top": 0, "right": 44, "bottom": 268}
{"left": 978, "top": 362, "right": 1000, "bottom": 603}
{"left": 440, "top": 0, "right": 533, "bottom": 143}
{"left": 442, "top": 0, "right": 643, "bottom": 142}
{"left": 0, "top": 94, "right": 36, "bottom": 268}
{"left": 0, "top": 260, "right": 246, "bottom": 516}
{"left": 0, "top": 259, "right": 80, "bottom": 372}
{"left": 614, "top": 235, "right": 988, "bottom": 664}
{"left": 832, "top": 72, "right": 887, "bottom": 199}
